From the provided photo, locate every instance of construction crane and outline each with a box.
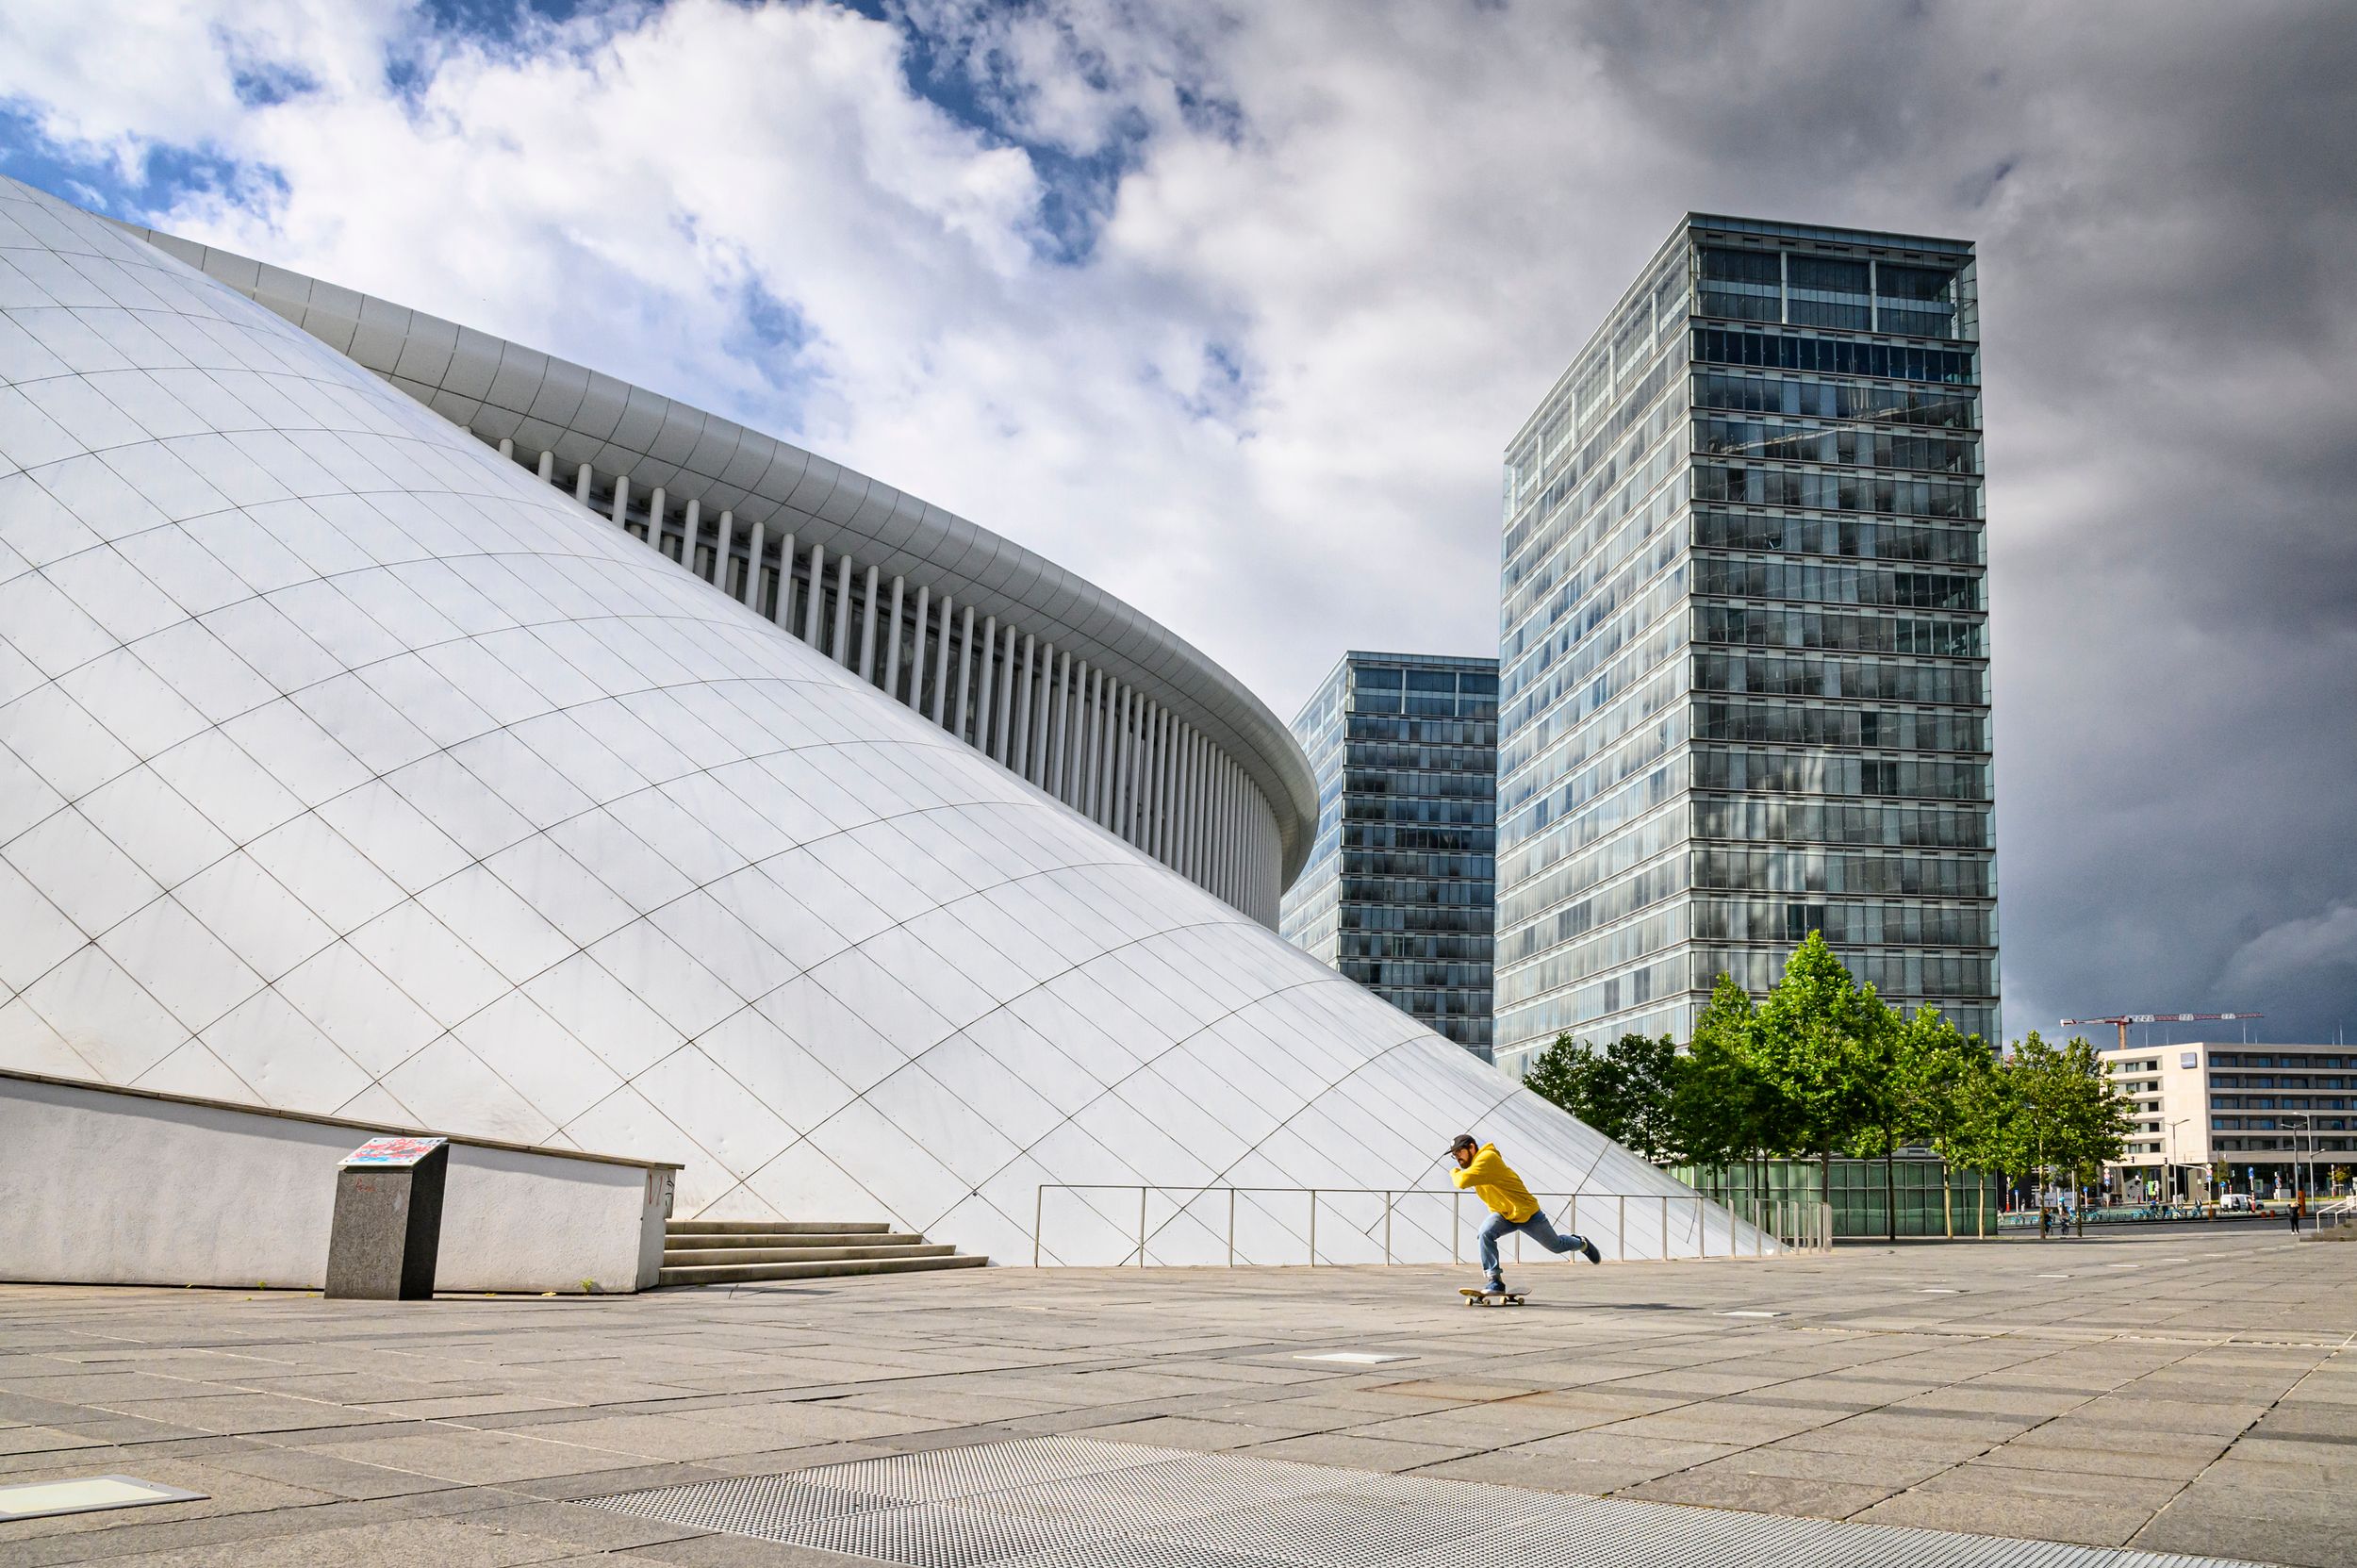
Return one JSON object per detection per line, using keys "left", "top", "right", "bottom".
{"left": 2059, "top": 1013, "right": 2265, "bottom": 1053}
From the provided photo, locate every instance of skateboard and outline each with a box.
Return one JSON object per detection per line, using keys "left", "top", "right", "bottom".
{"left": 1459, "top": 1287, "right": 1527, "bottom": 1308}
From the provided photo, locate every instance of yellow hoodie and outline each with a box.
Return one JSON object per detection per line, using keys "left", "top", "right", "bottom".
{"left": 1451, "top": 1144, "right": 1539, "bottom": 1223}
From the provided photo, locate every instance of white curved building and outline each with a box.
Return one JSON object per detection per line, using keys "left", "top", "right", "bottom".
{"left": 0, "top": 177, "right": 1756, "bottom": 1263}
{"left": 109, "top": 220, "right": 1310, "bottom": 927}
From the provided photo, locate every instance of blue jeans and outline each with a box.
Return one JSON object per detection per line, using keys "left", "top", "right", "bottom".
{"left": 1479, "top": 1209, "right": 1584, "bottom": 1281}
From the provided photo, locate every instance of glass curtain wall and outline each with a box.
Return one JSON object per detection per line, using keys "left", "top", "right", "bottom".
{"left": 1493, "top": 215, "right": 1997, "bottom": 1075}
{"left": 1279, "top": 653, "right": 1499, "bottom": 1059}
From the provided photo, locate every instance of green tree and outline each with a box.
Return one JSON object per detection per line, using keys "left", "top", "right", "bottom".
{"left": 1752, "top": 933, "right": 1892, "bottom": 1211}
{"left": 1887, "top": 1007, "right": 1995, "bottom": 1237}
{"left": 1996, "top": 1032, "right": 2133, "bottom": 1213}
{"left": 1525, "top": 1032, "right": 1684, "bottom": 1164}
{"left": 1669, "top": 975, "right": 1791, "bottom": 1205}
{"left": 1523, "top": 1034, "right": 1609, "bottom": 1131}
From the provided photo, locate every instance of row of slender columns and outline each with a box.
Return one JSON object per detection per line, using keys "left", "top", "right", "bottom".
{"left": 535, "top": 450, "right": 1282, "bottom": 923}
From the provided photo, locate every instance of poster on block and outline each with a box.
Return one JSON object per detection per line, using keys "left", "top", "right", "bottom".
{"left": 340, "top": 1136, "right": 448, "bottom": 1168}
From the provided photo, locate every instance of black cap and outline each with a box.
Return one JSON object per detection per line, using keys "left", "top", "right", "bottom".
{"left": 1448, "top": 1133, "right": 1477, "bottom": 1153}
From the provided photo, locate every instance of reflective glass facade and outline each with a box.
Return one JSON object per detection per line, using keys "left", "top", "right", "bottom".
{"left": 1494, "top": 215, "right": 1998, "bottom": 1073}
{"left": 1279, "top": 653, "right": 1498, "bottom": 1059}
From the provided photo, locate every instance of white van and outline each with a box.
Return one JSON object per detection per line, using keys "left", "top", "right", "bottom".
{"left": 2218, "top": 1193, "right": 2256, "bottom": 1213}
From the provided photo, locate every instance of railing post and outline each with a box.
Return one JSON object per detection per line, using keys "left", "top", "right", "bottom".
{"left": 1308, "top": 1190, "right": 1318, "bottom": 1267}
{"left": 1383, "top": 1191, "right": 1393, "bottom": 1265}
{"left": 1228, "top": 1187, "right": 1237, "bottom": 1268}
{"left": 1138, "top": 1186, "right": 1147, "bottom": 1267}
{"left": 1452, "top": 1191, "right": 1460, "bottom": 1263}
{"left": 1618, "top": 1195, "right": 1626, "bottom": 1262}
{"left": 1662, "top": 1195, "right": 1670, "bottom": 1260}
{"left": 1034, "top": 1184, "right": 1044, "bottom": 1268}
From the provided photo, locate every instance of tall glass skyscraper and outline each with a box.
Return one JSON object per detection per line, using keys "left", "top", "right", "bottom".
{"left": 1279, "top": 653, "right": 1499, "bottom": 1059}
{"left": 1493, "top": 215, "right": 1997, "bottom": 1074}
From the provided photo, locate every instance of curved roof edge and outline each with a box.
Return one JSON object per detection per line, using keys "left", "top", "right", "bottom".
{"left": 110, "top": 222, "right": 1316, "bottom": 886}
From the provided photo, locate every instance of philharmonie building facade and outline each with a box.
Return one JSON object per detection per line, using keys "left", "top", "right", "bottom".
{"left": 0, "top": 177, "right": 1756, "bottom": 1266}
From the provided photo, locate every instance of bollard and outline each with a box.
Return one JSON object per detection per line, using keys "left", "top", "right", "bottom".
{"left": 324, "top": 1136, "right": 449, "bottom": 1300}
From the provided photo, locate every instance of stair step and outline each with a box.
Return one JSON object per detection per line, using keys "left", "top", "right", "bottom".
{"left": 659, "top": 1230, "right": 926, "bottom": 1251}
{"left": 665, "top": 1219, "right": 891, "bottom": 1236}
{"left": 661, "top": 1244, "right": 954, "bottom": 1266}
{"left": 656, "top": 1253, "right": 989, "bottom": 1287}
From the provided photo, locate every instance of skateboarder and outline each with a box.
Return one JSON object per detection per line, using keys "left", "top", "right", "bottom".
{"left": 1449, "top": 1134, "right": 1601, "bottom": 1295}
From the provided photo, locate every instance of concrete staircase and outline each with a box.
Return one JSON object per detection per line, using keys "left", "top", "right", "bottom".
{"left": 658, "top": 1219, "right": 987, "bottom": 1287}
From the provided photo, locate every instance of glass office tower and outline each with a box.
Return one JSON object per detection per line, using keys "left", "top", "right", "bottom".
{"left": 1493, "top": 215, "right": 1997, "bottom": 1074}
{"left": 1279, "top": 653, "right": 1499, "bottom": 1059}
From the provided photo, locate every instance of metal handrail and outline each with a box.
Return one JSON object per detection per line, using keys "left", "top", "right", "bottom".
{"left": 1030, "top": 1183, "right": 1832, "bottom": 1267}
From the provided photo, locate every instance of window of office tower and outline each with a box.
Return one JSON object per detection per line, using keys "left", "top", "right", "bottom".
{"left": 1491, "top": 217, "right": 1994, "bottom": 1076}
{"left": 1279, "top": 654, "right": 1499, "bottom": 1060}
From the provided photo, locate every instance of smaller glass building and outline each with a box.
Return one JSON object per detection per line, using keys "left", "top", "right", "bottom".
{"left": 1279, "top": 653, "right": 1499, "bottom": 1059}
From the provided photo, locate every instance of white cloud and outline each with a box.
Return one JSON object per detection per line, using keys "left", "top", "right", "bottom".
{"left": 4, "top": 0, "right": 2354, "bottom": 1038}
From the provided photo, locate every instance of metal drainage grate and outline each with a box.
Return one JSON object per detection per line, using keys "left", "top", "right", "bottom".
{"left": 585, "top": 1433, "right": 2263, "bottom": 1568}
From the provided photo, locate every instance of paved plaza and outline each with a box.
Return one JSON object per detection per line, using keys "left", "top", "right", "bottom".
{"left": 0, "top": 1224, "right": 2351, "bottom": 1566}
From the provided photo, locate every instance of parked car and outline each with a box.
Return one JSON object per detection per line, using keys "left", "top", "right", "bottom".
{"left": 2219, "top": 1193, "right": 2256, "bottom": 1213}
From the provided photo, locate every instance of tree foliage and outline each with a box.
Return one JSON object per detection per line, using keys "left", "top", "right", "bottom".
{"left": 1513, "top": 933, "right": 2131, "bottom": 1232}
{"left": 1523, "top": 1031, "right": 1682, "bottom": 1164}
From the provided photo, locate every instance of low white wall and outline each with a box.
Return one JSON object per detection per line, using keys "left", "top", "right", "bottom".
{"left": 0, "top": 1073, "right": 675, "bottom": 1294}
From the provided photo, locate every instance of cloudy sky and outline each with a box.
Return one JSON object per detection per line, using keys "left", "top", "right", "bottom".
{"left": 5, "top": 0, "right": 2351, "bottom": 1046}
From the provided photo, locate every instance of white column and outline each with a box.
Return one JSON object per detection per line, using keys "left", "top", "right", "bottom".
{"left": 536, "top": 450, "right": 554, "bottom": 482}
{"left": 1160, "top": 714, "right": 1179, "bottom": 865}
{"left": 646, "top": 486, "right": 665, "bottom": 552}
{"left": 856, "top": 563, "right": 881, "bottom": 681}
{"left": 1162, "top": 714, "right": 1180, "bottom": 863}
{"left": 1176, "top": 729, "right": 1196, "bottom": 881}
{"left": 882, "top": 576, "right": 906, "bottom": 700}
{"left": 575, "top": 462, "right": 594, "bottom": 504}
{"left": 1011, "top": 635, "right": 1035, "bottom": 779}
{"left": 497, "top": 436, "right": 513, "bottom": 459}
{"left": 907, "top": 584, "right": 930, "bottom": 709}
{"left": 740, "top": 519, "right": 763, "bottom": 609}
{"left": 992, "top": 623, "right": 1017, "bottom": 767}
{"left": 953, "top": 604, "right": 977, "bottom": 740}
{"left": 927, "top": 592, "right": 950, "bottom": 724}
{"left": 802, "top": 544, "right": 825, "bottom": 643}
{"left": 973, "top": 616, "right": 997, "bottom": 753}
{"left": 715, "top": 509, "right": 734, "bottom": 592}
{"left": 1223, "top": 758, "right": 1242, "bottom": 906}
{"left": 1096, "top": 672, "right": 1117, "bottom": 826}
{"left": 773, "top": 533, "right": 795, "bottom": 628}
{"left": 683, "top": 497, "right": 702, "bottom": 578}
{"left": 831, "top": 553, "right": 854, "bottom": 665}
{"left": 1051, "top": 652, "right": 1074, "bottom": 802}
{"left": 1087, "top": 676, "right": 1109, "bottom": 823}
{"left": 1118, "top": 686, "right": 1139, "bottom": 844}
{"left": 610, "top": 472, "right": 630, "bottom": 532}
{"left": 1029, "top": 642, "right": 1052, "bottom": 784}
{"left": 1142, "top": 705, "right": 1164, "bottom": 860}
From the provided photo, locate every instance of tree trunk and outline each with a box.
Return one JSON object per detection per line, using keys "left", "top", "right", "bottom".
{"left": 1885, "top": 1131, "right": 1897, "bottom": 1243}
{"left": 1941, "top": 1155, "right": 1953, "bottom": 1239}
{"left": 1820, "top": 1147, "right": 1832, "bottom": 1239}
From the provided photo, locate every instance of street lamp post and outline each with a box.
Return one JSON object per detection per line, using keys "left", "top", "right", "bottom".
{"left": 2282, "top": 1111, "right": 2316, "bottom": 1213}
{"left": 2167, "top": 1118, "right": 2190, "bottom": 1207}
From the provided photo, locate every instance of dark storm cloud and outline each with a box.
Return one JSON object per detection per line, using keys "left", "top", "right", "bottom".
{"left": 1488, "top": 3, "right": 2357, "bottom": 1041}
{"left": 1056, "top": 0, "right": 2357, "bottom": 1044}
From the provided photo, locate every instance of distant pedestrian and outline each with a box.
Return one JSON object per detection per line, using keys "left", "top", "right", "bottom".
{"left": 2039, "top": 1206, "right": 2052, "bottom": 1240}
{"left": 1447, "top": 1134, "right": 1601, "bottom": 1295}
{"left": 2291, "top": 1190, "right": 2306, "bottom": 1234}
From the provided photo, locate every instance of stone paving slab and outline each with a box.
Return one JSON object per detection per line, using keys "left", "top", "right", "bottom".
{"left": 0, "top": 1224, "right": 2346, "bottom": 1564}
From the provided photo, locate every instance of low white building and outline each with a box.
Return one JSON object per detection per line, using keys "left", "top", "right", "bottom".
{"left": 2103, "top": 1040, "right": 2357, "bottom": 1198}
